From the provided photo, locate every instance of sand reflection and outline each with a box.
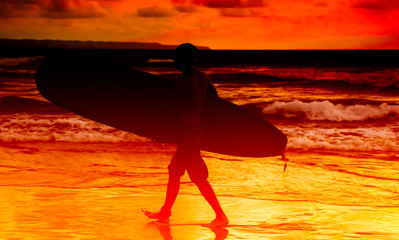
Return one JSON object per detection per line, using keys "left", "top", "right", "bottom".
{"left": 147, "top": 222, "right": 229, "bottom": 240}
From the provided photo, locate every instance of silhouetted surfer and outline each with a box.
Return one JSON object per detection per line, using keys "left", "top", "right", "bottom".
{"left": 142, "top": 43, "right": 229, "bottom": 227}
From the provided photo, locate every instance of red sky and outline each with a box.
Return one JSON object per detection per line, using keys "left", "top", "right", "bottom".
{"left": 1, "top": 0, "right": 398, "bottom": 49}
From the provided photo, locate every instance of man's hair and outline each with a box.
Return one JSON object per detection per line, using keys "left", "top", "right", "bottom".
{"left": 176, "top": 43, "right": 198, "bottom": 65}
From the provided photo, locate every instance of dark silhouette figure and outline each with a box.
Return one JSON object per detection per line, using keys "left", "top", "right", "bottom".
{"left": 142, "top": 43, "right": 229, "bottom": 227}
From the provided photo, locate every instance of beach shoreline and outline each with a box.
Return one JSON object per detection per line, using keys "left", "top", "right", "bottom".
{"left": 1, "top": 141, "right": 398, "bottom": 239}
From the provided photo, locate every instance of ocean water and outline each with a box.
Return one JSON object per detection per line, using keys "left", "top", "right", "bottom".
{"left": 0, "top": 53, "right": 398, "bottom": 239}
{"left": 1, "top": 55, "right": 398, "bottom": 153}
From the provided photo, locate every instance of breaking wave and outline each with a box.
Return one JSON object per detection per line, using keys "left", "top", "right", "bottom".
{"left": 0, "top": 96, "right": 65, "bottom": 114}
{"left": 205, "top": 66, "right": 399, "bottom": 88}
{"left": 262, "top": 100, "right": 399, "bottom": 121}
{"left": 1, "top": 113, "right": 397, "bottom": 152}
{"left": 0, "top": 114, "right": 148, "bottom": 143}
{"left": 0, "top": 56, "right": 43, "bottom": 67}
{"left": 284, "top": 127, "right": 398, "bottom": 152}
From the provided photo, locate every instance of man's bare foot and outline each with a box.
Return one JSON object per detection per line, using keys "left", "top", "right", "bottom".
{"left": 203, "top": 214, "right": 229, "bottom": 228}
{"left": 141, "top": 208, "right": 171, "bottom": 224}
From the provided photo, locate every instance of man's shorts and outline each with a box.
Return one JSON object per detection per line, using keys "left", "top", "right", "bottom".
{"left": 168, "top": 126, "right": 209, "bottom": 183}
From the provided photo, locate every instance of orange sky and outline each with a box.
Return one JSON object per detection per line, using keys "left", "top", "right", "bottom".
{"left": 1, "top": 0, "right": 398, "bottom": 49}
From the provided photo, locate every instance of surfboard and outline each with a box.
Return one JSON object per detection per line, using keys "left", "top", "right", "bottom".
{"left": 35, "top": 56, "right": 287, "bottom": 157}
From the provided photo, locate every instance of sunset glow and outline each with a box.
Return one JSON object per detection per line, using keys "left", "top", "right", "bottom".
{"left": 1, "top": 1, "right": 399, "bottom": 238}
{"left": 1, "top": 0, "right": 399, "bottom": 49}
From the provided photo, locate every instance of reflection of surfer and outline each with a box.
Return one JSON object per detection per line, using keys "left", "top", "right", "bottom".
{"left": 143, "top": 43, "right": 229, "bottom": 227}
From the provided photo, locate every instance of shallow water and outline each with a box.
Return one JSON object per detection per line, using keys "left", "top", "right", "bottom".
{"left": 0, "top": 142, "right": 398, "bottom": 239}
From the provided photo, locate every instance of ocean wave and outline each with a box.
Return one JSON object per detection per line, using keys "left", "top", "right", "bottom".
{"left": 0, "top": 57, "right": 43, "bottom": 67}
{"left": 0, "top": 115, "right": 148, "bottom": 143}
{"left": 0, "top": 114, "right": 396, "bottom": 152}
{"left": 262, "top": 100, "right": 399, "bottom": 121}
{"left": 205, "top": 66, "right": 399, "bottom": 88}
{"left": 0, "top": 96, "right": 66, "bottom": 114}
{"left": 284, "top": 127, "right": 398, "bottom": 152}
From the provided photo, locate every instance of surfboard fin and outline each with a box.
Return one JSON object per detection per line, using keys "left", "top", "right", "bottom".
{"left": 281, "top": 153, "right": 289, "bottom": 173}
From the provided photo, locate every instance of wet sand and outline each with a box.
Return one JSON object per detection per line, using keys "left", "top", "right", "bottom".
{"left": 0, "top": 142, "right": 398, "bottom": 239}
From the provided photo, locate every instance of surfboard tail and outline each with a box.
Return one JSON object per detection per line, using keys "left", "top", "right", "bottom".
{"left": 265, "top": 130, "right": 288, "bottom": 157}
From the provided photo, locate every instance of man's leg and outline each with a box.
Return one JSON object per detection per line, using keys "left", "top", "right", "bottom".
{"left": 143, "top": 159, "right": 183, "bottom": 223}
{"left": 163, "top": 173, "right": 181, "bottom": 213}
{"left": 186, "top": 148, "right": 229, "bottom": 227}
{"left": 194, "top": 179, "right": 229, "bottom": 227}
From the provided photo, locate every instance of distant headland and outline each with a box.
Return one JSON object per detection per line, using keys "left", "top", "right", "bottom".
{"left": 0, "top": 39, "right": 210, "bottom": 50}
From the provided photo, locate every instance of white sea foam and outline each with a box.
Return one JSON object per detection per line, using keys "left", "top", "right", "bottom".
{"left": 0, "top": 115, "right": 148, "bottom": 143}
{"left": 263, "top": 100, "right": 399, "bottom": 121}
{"left": 1, "top": 114, "right": 397, "bottom": 152}
{"left": 283, "top": 126, "right": 398, "bottom": 151}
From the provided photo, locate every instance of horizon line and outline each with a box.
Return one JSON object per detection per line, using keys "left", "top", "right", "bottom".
{"left": 1, "top": 38, "right": 399, "bottom": 51}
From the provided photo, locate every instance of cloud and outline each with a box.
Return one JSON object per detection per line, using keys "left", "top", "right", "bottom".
{"left": 173, "top": 4, "right": 198, "bottom": 13}
{"left": 314, "top": 1, "right": 328, "bottom": 7}
{"left": 172, "top": 0, "right": 267, "bottom": 8}
{"left": 0, "top": 0, "right": 42, "bottom": 17}
{"left": 42, "top": 0, "right": 108, "bottom": 18}
{"left": 0, "top": 0, "right": 108, "bottom": 18}
{"left": 220, "top": 8, "right": 267, "bottom": 17}
{"left": 170, "top": 0, "right": 269, "bottom": 18}
{"left": 137, "top": 6, "right": 175, "bottom": 17}
{"left": 351, "top": 0, "right": 399, "bottom": 10}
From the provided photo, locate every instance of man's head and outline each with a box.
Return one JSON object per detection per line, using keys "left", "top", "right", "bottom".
{"left": 174, "top": 43, "right": 198, "bottom": 71}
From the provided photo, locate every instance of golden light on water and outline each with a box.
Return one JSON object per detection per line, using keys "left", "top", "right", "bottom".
{"left": 1, "top": 142, "right": 398, "bottom": 239}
